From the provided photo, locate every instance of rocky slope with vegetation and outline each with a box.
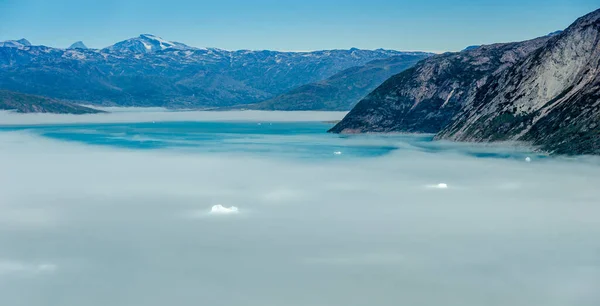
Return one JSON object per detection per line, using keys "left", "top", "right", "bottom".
{"left": 331, "top": 9, "right": 600, "bottom": 155}
{"left": 0, "top": 90, "right": 101, "bottom": 114}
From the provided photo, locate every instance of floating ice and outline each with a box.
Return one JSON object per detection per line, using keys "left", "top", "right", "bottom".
{"left": 210, "top": 204, "right": 239, "bottom": 215}
{"left": 426, "top": 183, "right": 449, "bottom": 189}
{"left": 333, "top": 151, "right": 342, "bottom": 155}
{"left": 525, "top": 157, "right": 531, "bottom": 162}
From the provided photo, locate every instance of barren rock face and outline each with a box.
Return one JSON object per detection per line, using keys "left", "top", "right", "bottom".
{"left": 331, "top": 9, "right": 600, "bottom": 155}
{"left": 438, "top": 9, "right": 600, "bottom": 154}
{"left": 329, "top": 35, "right": 551, "bottom": 134}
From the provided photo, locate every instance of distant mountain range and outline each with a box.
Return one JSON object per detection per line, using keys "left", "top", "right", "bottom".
{"left": 0, "top": 35, "right": 426, "bottom": 109}
{"left": 0, "top": 90, "right": 101, "bottom": 114}
{"left": 240, "top": 54, "right": 431, "bottom": 110}
{"left": 330, "top": 9, "right": 600, "bottom": 155}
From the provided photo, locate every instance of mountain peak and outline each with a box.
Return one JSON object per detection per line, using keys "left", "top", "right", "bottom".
{"left": 139, "top": 34, "right": 159, "bottom": 39}
{"left": 16, "top": 38, "right": 31, "bottom": 46}
{"left": 103, "top": 34, "right": 194, "bottom": 53}
{"left": 0, "top": 38, "right": 31, "bottom": 48}
{"left": 68, "top": 41, "right": 88, "bottom": 49}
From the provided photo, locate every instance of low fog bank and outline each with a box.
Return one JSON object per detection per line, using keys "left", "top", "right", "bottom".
{"left": 0, "top": 131, "right": 599, "bottom": 306}
{"left": 0, "top": 109, "right": 347, "bottom": 126}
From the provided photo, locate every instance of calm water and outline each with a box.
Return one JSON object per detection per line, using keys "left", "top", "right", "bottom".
{"left": 0, "top": 121, "right": 544, "bottom": 160}
{"left": 1, "top": 118, "right": 598, "bottom": 306}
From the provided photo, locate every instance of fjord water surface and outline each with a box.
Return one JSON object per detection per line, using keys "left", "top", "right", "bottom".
{"left": 0, "top": 121, "right": 545, "bottom": 160}
{"left": 0, "top": 117, "right": 598, "bottom": 306}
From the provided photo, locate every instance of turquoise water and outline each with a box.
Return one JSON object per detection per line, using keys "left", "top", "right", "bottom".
{"left": 0, "top": 121, "right": 544, "bottom": 160}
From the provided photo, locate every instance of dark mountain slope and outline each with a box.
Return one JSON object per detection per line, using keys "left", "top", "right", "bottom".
{"left": 437, "top": 9, "right": 600, "bottom": 154}
{"left": 331, "top": 9, "right": 600, "bottom": 155}
{"left": 0, "top": 90, "right": 102, "bottom": 114}
{"left": 244, "top": 54, "right": 431, "bottom": 111}
{"left": 69, "top": 41, "right": 88, "bottom": 49}
{"left": 329, "top": 36, "right": 551, "bottom": 133}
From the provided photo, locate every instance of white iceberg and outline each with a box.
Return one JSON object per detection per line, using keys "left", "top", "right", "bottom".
{"left": 333, "top": 151, "right": 342, "bottom": 155}
{"left": 210, "top": 204, "right": 239, "bottom": 215}
{"left": 426, "top": 183, "right": 449, "bottom": 189}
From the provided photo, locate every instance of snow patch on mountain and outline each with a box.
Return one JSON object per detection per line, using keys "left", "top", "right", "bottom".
{"left": 103, "top": 34, "right": 197, "bottom": 53}
{"left": 0, "top": 38, "right": 32, "bottom": 49}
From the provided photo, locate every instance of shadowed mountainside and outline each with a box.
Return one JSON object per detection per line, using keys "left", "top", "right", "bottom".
{"left": 330, "top": 9, "right": 600, "bottom": 155}
{"left": 0, "top": 90, "right": 102, "bottom": 114}
{"left": 242, "top": 54, "right": 431, "bottom": 110}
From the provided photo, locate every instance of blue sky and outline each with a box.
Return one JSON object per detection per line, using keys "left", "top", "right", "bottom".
{"left": 0, "top": 0, "right": 597, "bottom": 52}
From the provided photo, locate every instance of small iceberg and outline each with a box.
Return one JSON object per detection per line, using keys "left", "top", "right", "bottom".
{"left": 426, "top": 183, "right": 449, "bottom": 189}
{"left": 210, "top": 204, "right": 239, "bottom": 215}
{"left": 333, "top": 151, "right": 342, "bottom": 155}
{"left": 525, "top": 157, "right": 531, "bottom": 162}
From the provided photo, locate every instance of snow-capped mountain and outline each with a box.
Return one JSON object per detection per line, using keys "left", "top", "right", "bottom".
{"left": 103, "top": 34, "right": 195, "bottom": 53}
{"left": 0, "top": 34, "right": 426, "bottom": 108}
{"left": 0, "top": 38, "right": 32, "bottom": 48}
{"left": 68, "top": 41, "right": 88, "bottom": 49}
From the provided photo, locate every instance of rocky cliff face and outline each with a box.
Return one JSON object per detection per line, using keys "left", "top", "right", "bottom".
{"left": 329, "top": 36, "right": 551, "bottom": 133}
{"left": 437, "top": 9, "right": 600, "bottom": 154}
{"left": 331, "top": 9, "right": 600, "bottom": 155}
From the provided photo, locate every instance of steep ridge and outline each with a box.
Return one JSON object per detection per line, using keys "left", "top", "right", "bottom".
{"left": 329, "top": 36, "right": 551, "bottom": 133}
{"left": 243, "top": 54, "right": 431, "bottom": 111}
{"left": 331, "top": 9, "right": 600, "bottom": 155}
{"left": 438, "top": 9, "right": 600, "bottom": 154}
